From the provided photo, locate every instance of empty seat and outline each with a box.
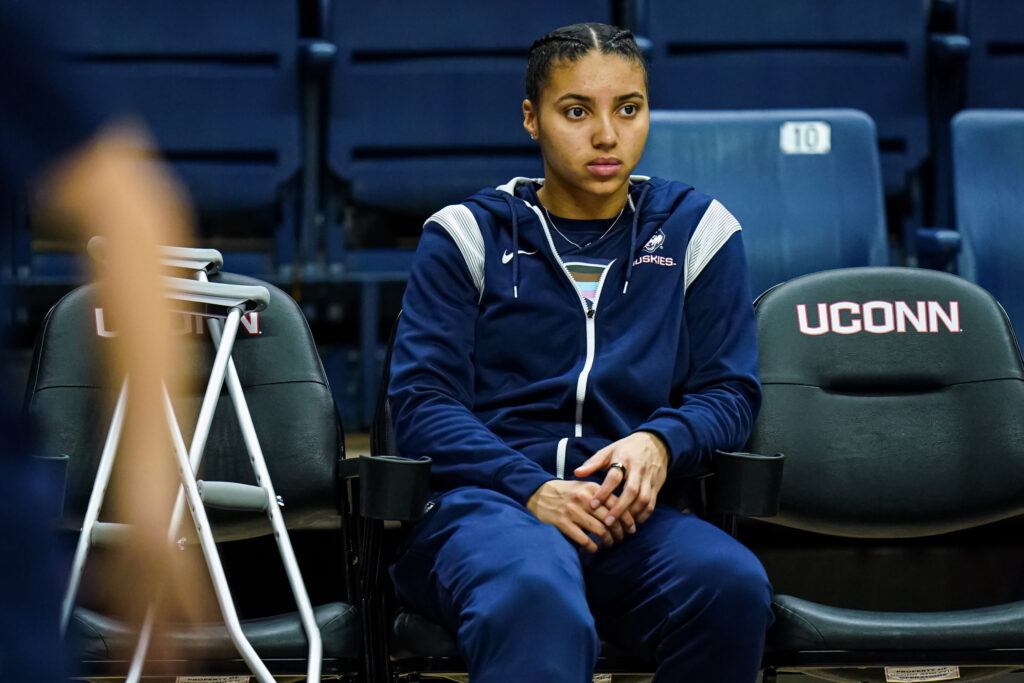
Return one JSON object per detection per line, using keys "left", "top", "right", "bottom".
{"left": 749, "top": 266, "right": 1024, "bottom": 681}
{"left": 39, "top": 0, "right": 306, "bottom": 279}
{"left": 325, "top": 0, "right": 610, "bottom": 221}
{"left": 952, "top": 109, "right": 1024, "bottom": 341}
{"left": 961, "top": 0, "right": 1024, "bottom": 109}
{"left": 636, "top": 109, "right": 889, "bottom": 299}
{"left": 638, "top": 0, "right": 930, "bottom": 196}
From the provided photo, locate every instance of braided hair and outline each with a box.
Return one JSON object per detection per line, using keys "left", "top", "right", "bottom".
{"left": 525, "top": 23, "right": 648, "bottom": 104}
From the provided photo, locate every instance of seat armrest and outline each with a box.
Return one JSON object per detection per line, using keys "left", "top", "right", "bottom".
{"left": 338, "top": 455, "right": 430, "bottom": 521}
{"left": 915, "top": 227, "right": 962, "bottom": 255}
{"left": 708, "top": 450, "right": 784, "bottom": 518}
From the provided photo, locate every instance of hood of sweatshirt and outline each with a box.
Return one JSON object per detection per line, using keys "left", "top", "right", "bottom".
{"left": 462, "top": 176, "right": 693, "bottom": 300}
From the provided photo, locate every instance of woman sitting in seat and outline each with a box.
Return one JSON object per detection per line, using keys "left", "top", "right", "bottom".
{"left": 388, "top": 22, "right": 773, "bottom": 683}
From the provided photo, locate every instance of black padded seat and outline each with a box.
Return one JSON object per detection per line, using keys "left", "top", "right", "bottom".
{"left": 390, "top": 610, "right": 458, "bottom": 660}
{"left": 71, "top": 602, "right": 359, "bottom": 660}
{"left": 26, "top": 271, "right": 357, "bottom": 677}
{"left": 749, "top": 267, "right": 1024, "bottom": 681}
{"left": 390, "top": 608, "right": 654, "bottom": 674}
{"left": 25, "top": 272, "right": 345, "bottom": 540}
{"left": 769, "top": 595, "right": 1024, "bottom": 652}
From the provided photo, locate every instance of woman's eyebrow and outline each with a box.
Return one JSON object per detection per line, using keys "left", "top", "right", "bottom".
{"left": 555, "top": 93, "right": 593, "bottom": 104}
{"left": 554, "top": 91, "right": 646, "bottom": 104}
{"left": 615, "top": 92, "right": 646, "bottom": 102}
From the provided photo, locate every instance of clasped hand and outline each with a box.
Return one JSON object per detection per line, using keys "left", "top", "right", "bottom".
{"left": 526, "top": 432, "right": 669, "bottom": 552}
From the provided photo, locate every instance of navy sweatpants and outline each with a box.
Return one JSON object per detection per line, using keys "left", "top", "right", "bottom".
{"left": 390, "top": 487, "right": 774, "bottom": 683}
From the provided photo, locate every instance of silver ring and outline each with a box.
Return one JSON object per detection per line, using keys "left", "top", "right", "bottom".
{"left": 609, "top": 462, "right": 628, "bottom": 480}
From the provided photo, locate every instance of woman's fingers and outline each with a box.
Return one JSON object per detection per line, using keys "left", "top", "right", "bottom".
{"left": 631, "top": 477, "right": 657, "bottom": 524}
{"left": 591, "top": 504, "right": 627, "bottom": 543}
{"left": 599, "top": 494, "right": 636, "bottom": 534}
{"left": 590, "top": 460, "right": 627, "bottom": 509}
{"left": 574, "top": 444, "right": 611, "bottom": 478}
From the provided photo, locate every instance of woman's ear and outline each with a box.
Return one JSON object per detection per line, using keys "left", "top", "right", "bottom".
{"left": 522, "top": 99, "right": 538, "bottom": 140}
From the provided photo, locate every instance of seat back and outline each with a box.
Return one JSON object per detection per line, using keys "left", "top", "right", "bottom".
{"left": 953, "top": 109, "right": 1024, "bottom": 341}
{"left": 24, "top": 272, "right": 344, "bottom": 540}
{"left": 748, "top": 267, "right": 1024, "bottom": 538}
{"left": 325, "top": 0, "right": 610, "bottom": 216}
{"left": 43, "top": 0, "right": 303, "bottom": 276}
{"left": 636, "top": 110, "right": 889, "bottom": 299}
{"left": 962, "top": 0, "right": 1024, "bottom": 108}
{"left": 639, "top": 0, "right": 930, "bottom": 195}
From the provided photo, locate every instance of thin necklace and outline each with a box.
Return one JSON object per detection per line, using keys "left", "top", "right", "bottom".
{"left": 543, "top": 203, "right": 627, "bottom": 250}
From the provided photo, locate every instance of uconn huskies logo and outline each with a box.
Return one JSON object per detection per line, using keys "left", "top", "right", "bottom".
{"left": 94, "top": 308, "right": 261, "bottom": 338}
{"left": 796, "top": 301, "right": 962, "bottom": 336}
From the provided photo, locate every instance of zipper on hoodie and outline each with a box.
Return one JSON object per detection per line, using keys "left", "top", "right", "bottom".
{"left": 528, "top": 203, "right": 615, "bottom": 439}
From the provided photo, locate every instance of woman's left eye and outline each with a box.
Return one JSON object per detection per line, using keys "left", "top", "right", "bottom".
{"left": 621, "top": 104, "right": 637, "bottom": 116}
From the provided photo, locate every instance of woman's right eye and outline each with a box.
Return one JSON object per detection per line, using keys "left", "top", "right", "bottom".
{"left": 566, "top": 106, "right": 586, "bottom": 120}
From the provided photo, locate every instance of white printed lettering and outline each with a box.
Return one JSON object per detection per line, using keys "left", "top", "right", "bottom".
{"left": 795, "top": 300, "right": 962, "bottom": 336}
{"left": 796, "top": 303, "right": 829, "bottom": 335}
{"left": 928, "top": 301, "right": 960, "bottom": 333}
{"left": 94, "top": 308, "right": 117, "bottom": 338}
{"left": 896, "top": 301, "right": 928, "bottom": 333}
{"left": 240, "top": 311, "right": 260, "bottom": 335}
{"left": 830, "top": 302, "right": 862, "bottom": 334}
{"left": 862, "top": 301, "right": 895, "bottom": 334}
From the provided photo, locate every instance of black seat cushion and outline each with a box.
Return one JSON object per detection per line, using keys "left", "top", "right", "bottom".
{"left": 71, "top": 601, "right": 359, "bottom": 661}
{"left": 768, "top": 594, "right": 1024, "bottom": 652}
{"left": 390, "top": 608, "right": 652, "bottom": 672}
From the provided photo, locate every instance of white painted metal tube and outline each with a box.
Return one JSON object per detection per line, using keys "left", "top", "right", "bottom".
{"left": 61, "top": 379, "right": 128, "bottom": 635}
{"left": 207, "top": 312, "right": 323, "bottom": 681}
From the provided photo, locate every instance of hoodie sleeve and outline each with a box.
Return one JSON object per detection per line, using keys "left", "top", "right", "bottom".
{"left": 635, "top": 230, "right": 762, "bottom": 477}
{"left": 389, "top": 220, "right": 555, "bottom": 505}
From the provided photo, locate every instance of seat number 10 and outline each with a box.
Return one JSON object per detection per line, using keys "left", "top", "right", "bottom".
{"left": 780, "top": 121, "right": 832, "bottom": 155}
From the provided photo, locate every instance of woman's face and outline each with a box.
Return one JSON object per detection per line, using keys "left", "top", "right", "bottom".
{"left": 523, "top": 50, "right": 649, "bottom": 209}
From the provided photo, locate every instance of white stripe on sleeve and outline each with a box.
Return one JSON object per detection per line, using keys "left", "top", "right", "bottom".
{"left": 425, "top": 205, "right": 486, "bottom": 300}
{"left": 684, "top": 199, "right": 742, "bottom": 293}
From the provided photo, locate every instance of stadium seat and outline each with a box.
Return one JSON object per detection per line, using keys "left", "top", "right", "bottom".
{"left": 36, "top": 0, "right": 308, "bottom": 281}
{"left": 749, "top": 267, "right": 1024, "bottom": 682}
{"left": 637, "top": 0, "right": 931, "bottom": 197}
{"left": 960, "top": 0, "right": 1024, "bottom": 109}
{"left": 636, "top": 110, "right": 889, "bottom": 299}
{"left": 24, "top": 270, "right": 362, "bottom": 679}
{"left": 952, "top": 109, "right": 1024, "bottom": 341}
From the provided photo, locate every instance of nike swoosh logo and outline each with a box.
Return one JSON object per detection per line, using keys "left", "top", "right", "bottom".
{"left": 502, "top": 249, "right": 537, "bottom": 264}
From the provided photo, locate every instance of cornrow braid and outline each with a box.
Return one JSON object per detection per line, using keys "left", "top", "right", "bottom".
{"left": 525, "top": 22, "right": 648, "bottom": 105}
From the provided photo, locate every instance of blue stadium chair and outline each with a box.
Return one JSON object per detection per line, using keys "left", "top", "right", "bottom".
{"left": 636, "top": 110, "right": 889, "bottom": 299}
{"left": 37, "top": 0, "right": 308, "bottom": 281}
{"left": 960, "top": 0, "right": 1024, "bottom": 109}
{"left": 952, "top": 109, "right": 1024, "bottom": 341}
{"left": 325, "top": 0, "right": 610, "bottom": 225}
{"left": 637, "top": 0, "right": 930, "bottom": 198}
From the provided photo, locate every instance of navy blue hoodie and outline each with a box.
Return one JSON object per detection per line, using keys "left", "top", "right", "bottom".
{"left": 389, "top": 175, "right": 761, "bottom": 505}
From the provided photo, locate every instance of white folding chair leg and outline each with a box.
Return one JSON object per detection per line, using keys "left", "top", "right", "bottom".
{"left": 207, "top": 313, "right": 324, "bottom": 681}
{"left": 60, "top": 379, "right": 129, "bottom": 636}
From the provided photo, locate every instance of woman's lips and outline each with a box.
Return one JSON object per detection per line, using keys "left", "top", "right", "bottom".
{"left": 587, "top": 159, "right": 622, "bottom": 177}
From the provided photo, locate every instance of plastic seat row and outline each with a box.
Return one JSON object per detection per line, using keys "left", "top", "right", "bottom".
{"left": 17, "top": 0, "right": 1019, "bottom": 282}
